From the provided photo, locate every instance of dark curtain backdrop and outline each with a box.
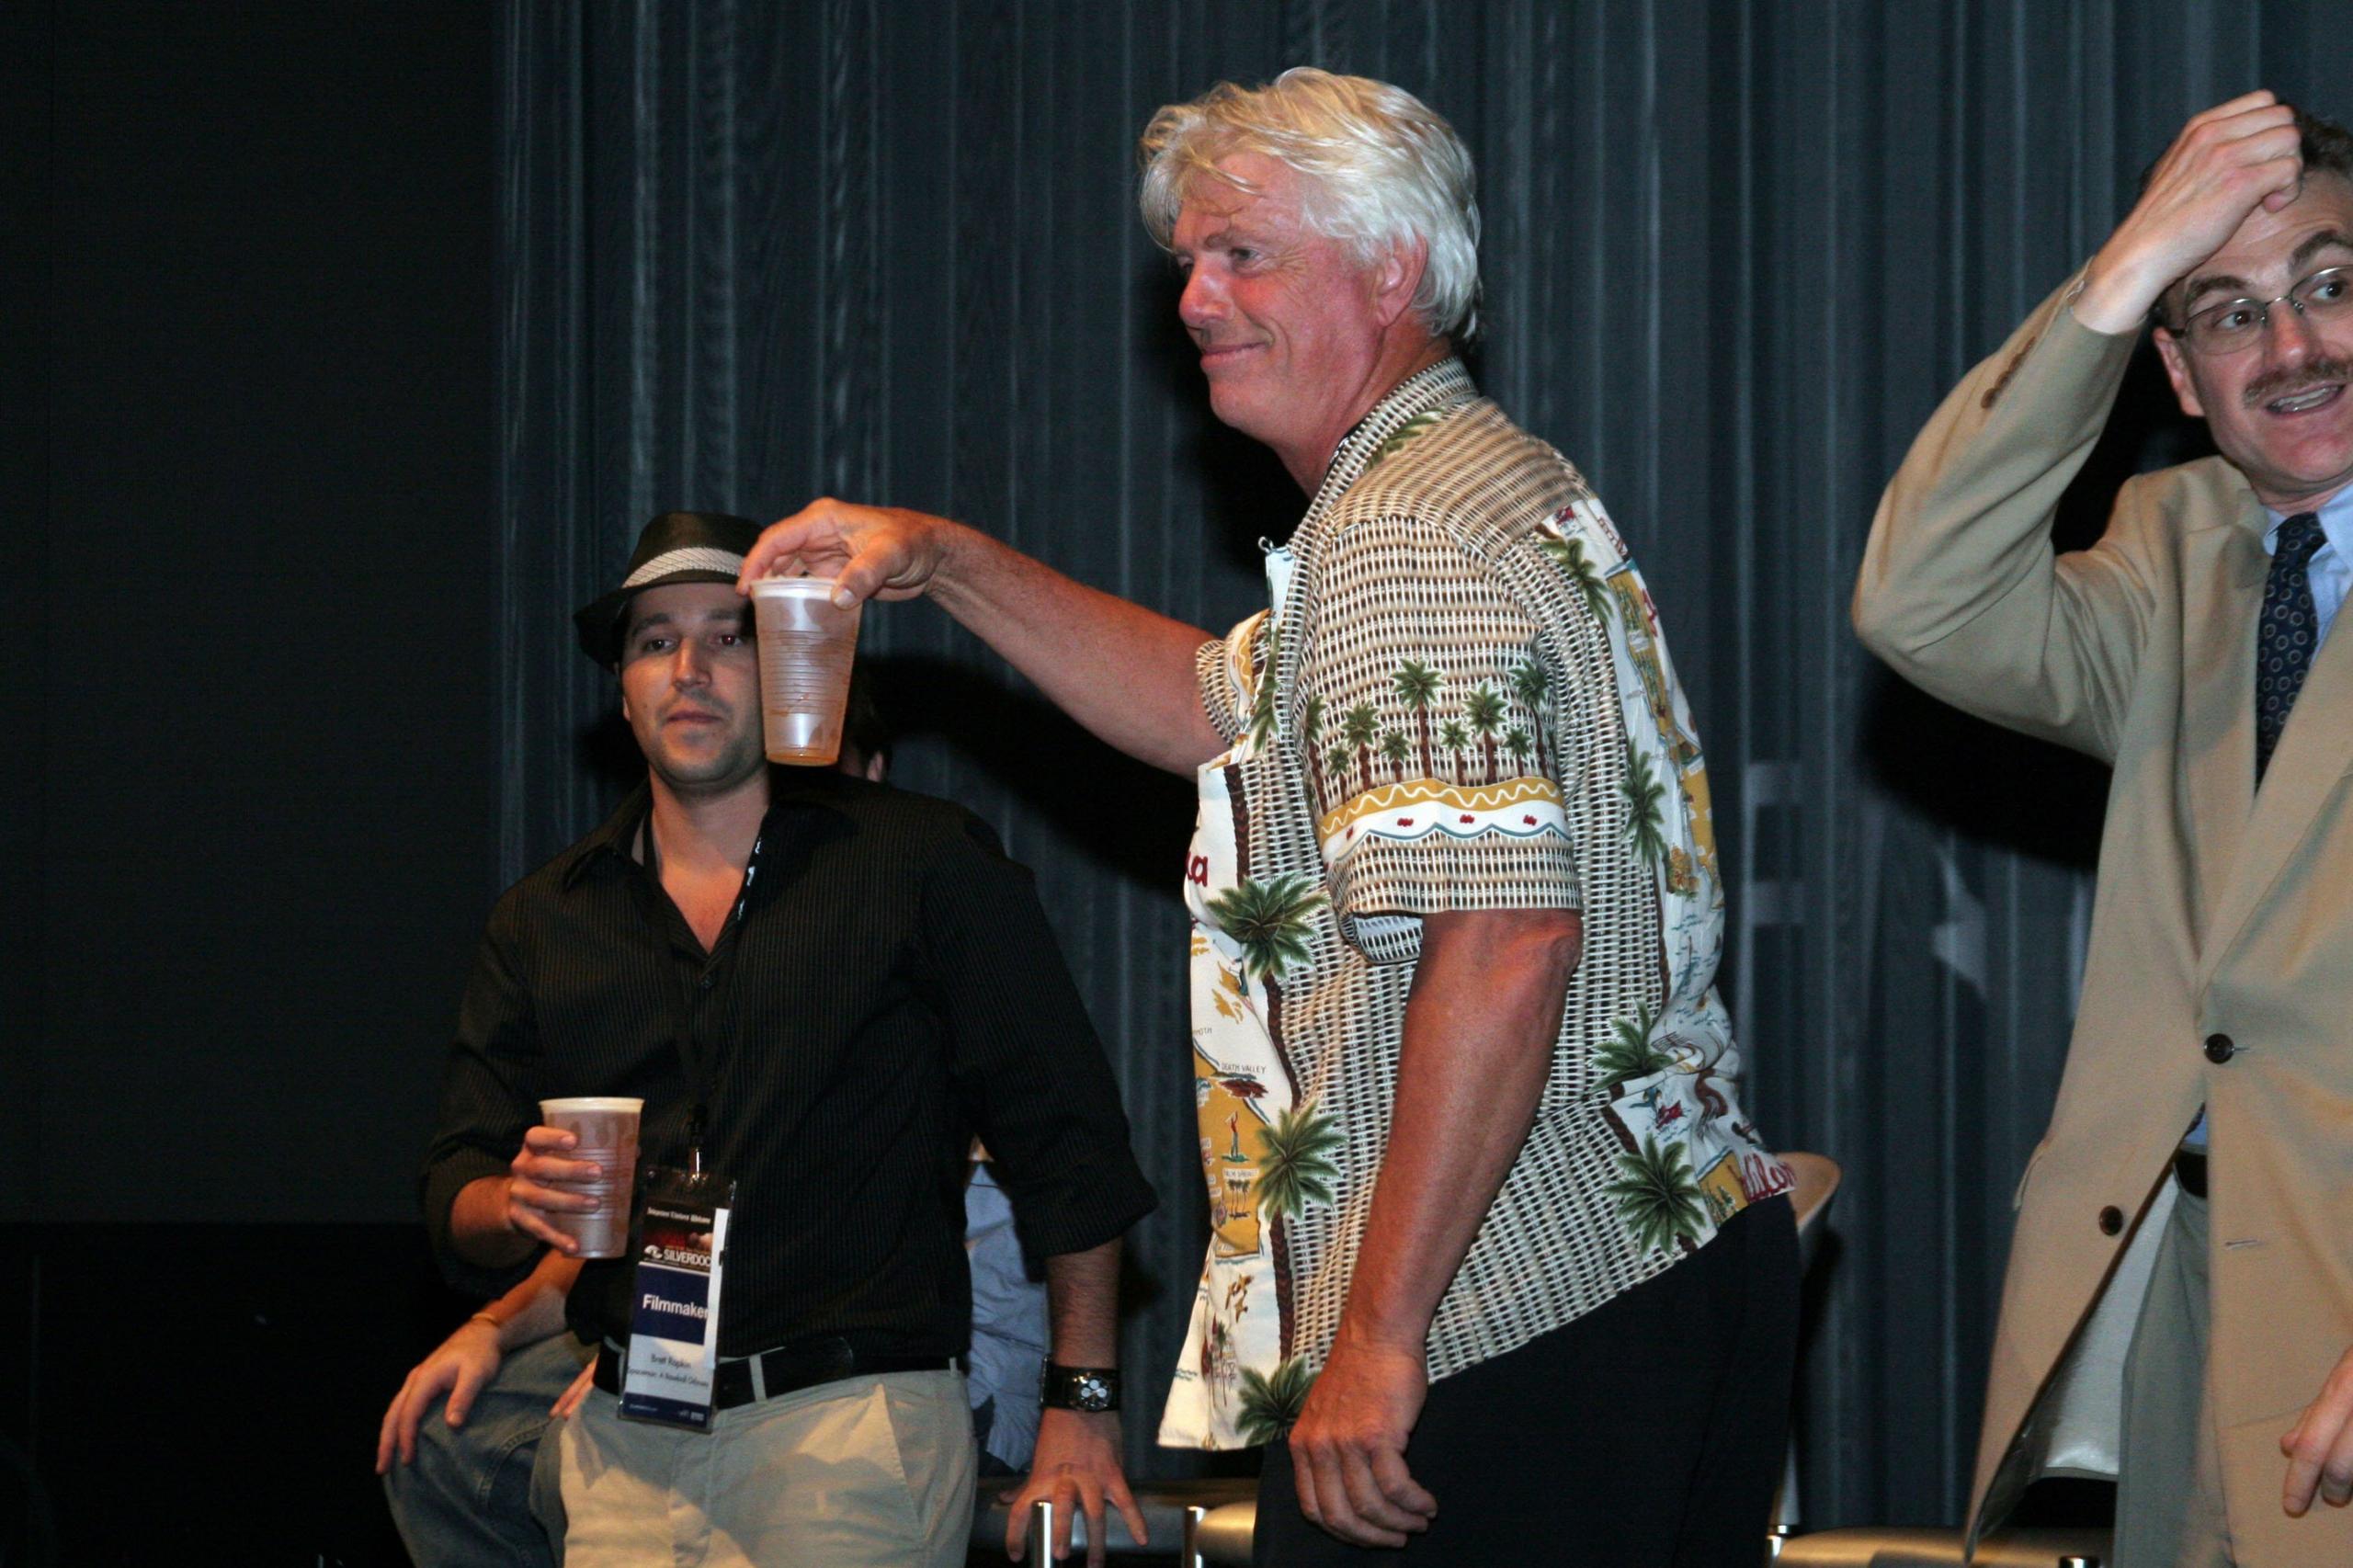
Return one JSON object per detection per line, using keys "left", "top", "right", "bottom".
{"left": 494, "top": 0, "right": 2353, "bottom": 1528}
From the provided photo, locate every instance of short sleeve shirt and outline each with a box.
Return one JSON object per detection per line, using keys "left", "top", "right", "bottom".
{"left": 1158, "top": 359, "right": 1789, "bottom": 1450}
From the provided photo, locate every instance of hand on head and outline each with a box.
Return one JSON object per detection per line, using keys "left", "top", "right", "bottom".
{"left": 2078, "top": 90, "right": 2304, "bottom": 333}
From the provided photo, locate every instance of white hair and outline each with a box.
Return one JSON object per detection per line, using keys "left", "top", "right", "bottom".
{"left": 1138, "top": 68, "right": 1482, "bottom": 343}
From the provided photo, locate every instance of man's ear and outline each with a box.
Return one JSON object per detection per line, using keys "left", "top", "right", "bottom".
{"left": 2154, "top": 324, "right": 2207, "bottom": 419}
{"left": 1372, "top": 235, "right": 1430, "bottom": 329}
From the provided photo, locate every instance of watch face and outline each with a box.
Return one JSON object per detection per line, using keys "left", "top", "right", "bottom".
{"left": 1043, "top": 1366, "right": 1119, "bottom": 1412}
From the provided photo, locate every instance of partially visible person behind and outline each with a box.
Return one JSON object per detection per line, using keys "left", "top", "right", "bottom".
{"left": 965, "top": 1153, "right": 1053, "bottom": 1478}
{"left": 417, "top": 511, "right": 1155, "bottom": 1568}
{"left": 377, "top": 1249, "right": 584, "bottom": 1568}
{"left": 1858, "top": 90, "right": 2353, "bottom": 1564}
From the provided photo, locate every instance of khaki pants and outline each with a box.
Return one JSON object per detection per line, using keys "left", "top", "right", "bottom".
{"left": 558, "top": 1368, "right": 975, "bottom": 1568}
{"left": 2116, "top": 1184, "right": 2233, "bottom": 1568}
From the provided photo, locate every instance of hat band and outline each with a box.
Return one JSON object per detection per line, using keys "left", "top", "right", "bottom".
{"left": 622, "top": 546, "right": 746, "bottom": 587}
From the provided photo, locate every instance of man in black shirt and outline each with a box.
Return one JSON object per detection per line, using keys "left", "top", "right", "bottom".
{"left": 422, "top": 511, "right": 1157, "bottom": 1567}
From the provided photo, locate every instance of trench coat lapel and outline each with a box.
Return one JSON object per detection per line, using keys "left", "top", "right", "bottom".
{"left": 2178, "top": 504, "right": 2266, "bottom": 947}
{"left": 2200, "top": 496, "right": 2353, "bottom": 976}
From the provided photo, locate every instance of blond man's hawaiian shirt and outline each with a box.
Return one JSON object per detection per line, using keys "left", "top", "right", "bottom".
{"left": 1159, "top": 359, "right": 1789, "bottom": 1451}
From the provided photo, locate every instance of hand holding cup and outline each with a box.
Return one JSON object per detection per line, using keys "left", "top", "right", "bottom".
{"left": 504, "top": 1125, "right": 608, "bottom": 1254}
{"left": 528, "top": 1097, "right": 643, "bottom": 1258}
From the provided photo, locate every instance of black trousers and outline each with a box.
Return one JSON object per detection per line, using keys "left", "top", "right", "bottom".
{"left": 1254, "top": 1193, "right": 1800, "bottom": 1567}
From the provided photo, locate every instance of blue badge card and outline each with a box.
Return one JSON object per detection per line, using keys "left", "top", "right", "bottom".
{"left": 618, "top": 1168, "right": 733, "bottom": 1430}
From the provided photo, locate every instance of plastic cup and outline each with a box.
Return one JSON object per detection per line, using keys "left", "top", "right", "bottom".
{"left": 538, "top": 1096, "right": 642, "bottom": 1258}
{"left": 747, "top": 577, "right": 862, "bottom": 766}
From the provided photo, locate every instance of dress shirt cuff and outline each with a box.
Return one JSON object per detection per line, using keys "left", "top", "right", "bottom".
{"left": 1000, "top": 1149, "right": 1158, "bottom": 1269}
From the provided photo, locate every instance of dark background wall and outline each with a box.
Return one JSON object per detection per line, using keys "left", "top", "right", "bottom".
{"left": 9, "top": 1, "right": 2353, "bottom": 1562}
{"left": 3, "top": 1, "right": 495, "bottom": 1562}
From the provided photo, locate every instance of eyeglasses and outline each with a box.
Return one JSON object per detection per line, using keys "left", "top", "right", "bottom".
{"left": 2170, "top": 265, "right": 2353, "bottom": 354}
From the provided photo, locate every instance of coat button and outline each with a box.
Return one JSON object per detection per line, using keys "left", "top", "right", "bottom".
{"left": 2097, "top": 1206, "right": 2123, "bottom": 1235}
{"left": 2203, "top": 1032, "right": 2234, "bottom": 1063}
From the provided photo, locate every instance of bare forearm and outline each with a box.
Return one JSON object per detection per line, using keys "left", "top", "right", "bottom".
{"left": 483, "top": 1250, "right": 582, "bottom": 1349}
{"left": 1043, "top": 1237, "right": 1123, "bottom": 1366}
{"left": 449, "top": 1174, "right": 536, "bottom": 1271}
{"left": 1340, "top": 908, "right": 1581, "bottom": 1350}
{"left": 932, "top": 524, "right": 1225, "bottom": 774}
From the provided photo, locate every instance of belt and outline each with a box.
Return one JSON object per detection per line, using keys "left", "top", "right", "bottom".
{"left": 2174, "top": 1147, "right": 2208, "bottom": 1199}
{"left": 592, "top": 1335, "right": 953, "bottom": 1411}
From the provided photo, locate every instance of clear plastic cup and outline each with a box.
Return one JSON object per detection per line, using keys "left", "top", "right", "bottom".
{"left": 747, "top": 577, "right": 862, "bottom": 766}
{"left": 538, "top": 1096, "right": 643, "bottom": 1258}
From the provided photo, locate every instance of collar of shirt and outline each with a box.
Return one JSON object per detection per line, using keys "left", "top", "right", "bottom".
{"left": 2262, "top": 488, "right": 2353, "bottom": 642}
{"left": 560, "top": 768, "right": 857, "bottom": 891}
{"left": 1304, "top": 358, "right": 1481, "bottom": 529}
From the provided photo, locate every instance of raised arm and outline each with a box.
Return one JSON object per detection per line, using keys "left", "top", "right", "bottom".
{"left": 1855, "top": 92, "right": 2300, "bottom": 759}
{"left": 739, "top": 500, "right": 1226, "bottom": 774}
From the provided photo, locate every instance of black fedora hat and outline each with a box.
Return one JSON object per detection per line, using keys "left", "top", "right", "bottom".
{"left": 574, "top": 510, "right": 763, "bottom": 665}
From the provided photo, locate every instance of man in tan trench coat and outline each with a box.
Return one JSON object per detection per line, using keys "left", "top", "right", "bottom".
{"left": 1857, "top": 91, "right": 2353, "bottom": 1565}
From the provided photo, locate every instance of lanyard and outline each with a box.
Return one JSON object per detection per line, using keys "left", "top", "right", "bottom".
{"left": 637, "top": 808, "right": 769, "bottom": 1176}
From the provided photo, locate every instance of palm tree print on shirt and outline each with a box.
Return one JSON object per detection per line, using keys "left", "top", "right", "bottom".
{"left": 1392, "top": 660, "right": 1439, "bottom": 774}
{"left": 1511, "top": 658, "right": 1551, "bottom": 772}
{"left": 1463, "top": 685, "right": 1506, "bottom": 781}
{"left": 1367, "top": 409, "right": 1444, "bottom": 471}
{"left": 1247, "top": 620, "right": 1281, "bottom": 750}
{"left": 1437, "top": 719, "right": 1469, "bottom": 775}
{"left": 1342, "top": 702, "right": 1381, "bottom": 797}
{"left": 1540, "top": 533, "right": 1614, "bottom": 625}
{"left": 1324, "top": 741, "right": 1353, "bottom": 803}
{"left": 1606, "top": 1134, "right": 1708, "bottom": 1256}
{"left": 1621, "top": 744, "right": 1669, "bottom": 867}
{"left": 1235, "top": 1356, "right": 1319, "bottom": 1444}
{"left": 1380, "top": 728, "right": 1411, "bottom": 783}
{"left": 1205, "top": 873, "right": 1327, "bottom": 985}
{"left": 1591, "top": 1001, "right": 1674, "bottom": 1092}
{"left": 1253, "top": 1104, "right": 1343, "bottom": 1220}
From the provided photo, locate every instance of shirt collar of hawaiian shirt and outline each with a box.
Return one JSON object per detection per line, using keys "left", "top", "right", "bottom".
{"left": 1302, "top": 357, "right": 1480, "bottom": 525}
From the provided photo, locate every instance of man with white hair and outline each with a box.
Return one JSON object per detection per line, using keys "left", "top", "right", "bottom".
{"left": 744, "top": 70, "right": 1798, "bottom": 1562}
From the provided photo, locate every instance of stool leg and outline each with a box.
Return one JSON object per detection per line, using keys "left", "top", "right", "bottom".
{"left": 1182, "top": 1503, "right": 1207, "bottom": 1568}
{"left": 1029, "top": 1498, "right": 1053, "bottom": 1561}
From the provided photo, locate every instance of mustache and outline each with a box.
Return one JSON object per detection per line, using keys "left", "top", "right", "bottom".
{"left": 2244, "top": 358, "right": 2353, "bottom": 407}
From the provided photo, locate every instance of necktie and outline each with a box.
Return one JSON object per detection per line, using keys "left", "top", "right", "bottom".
{"left": 2256, "top": 511, "right": 2329, "bottom": 784}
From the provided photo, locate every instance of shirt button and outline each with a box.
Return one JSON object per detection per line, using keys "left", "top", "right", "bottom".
{"left": 2203, "top": 1032, "right": 2234, "bottom": 1063}
{"left": 699, "top": 974, "right": 714, "bottom": 991}
{"left": 2097, "top": 1206, "right": 2123, "bottom": 1236}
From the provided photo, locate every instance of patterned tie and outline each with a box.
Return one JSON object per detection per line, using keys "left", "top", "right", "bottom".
{"left": 2256, "top": 511, "right": 2329, "bottom": 784}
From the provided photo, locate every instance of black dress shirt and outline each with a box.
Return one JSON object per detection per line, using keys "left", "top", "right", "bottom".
{"left": 422, "top": 769, "right": 1155, "bottom": 1359}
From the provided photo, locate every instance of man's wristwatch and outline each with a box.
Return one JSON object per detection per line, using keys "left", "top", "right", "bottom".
{"left": 1040, "top": 1363, "right": 1121, "bottom": 1414}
